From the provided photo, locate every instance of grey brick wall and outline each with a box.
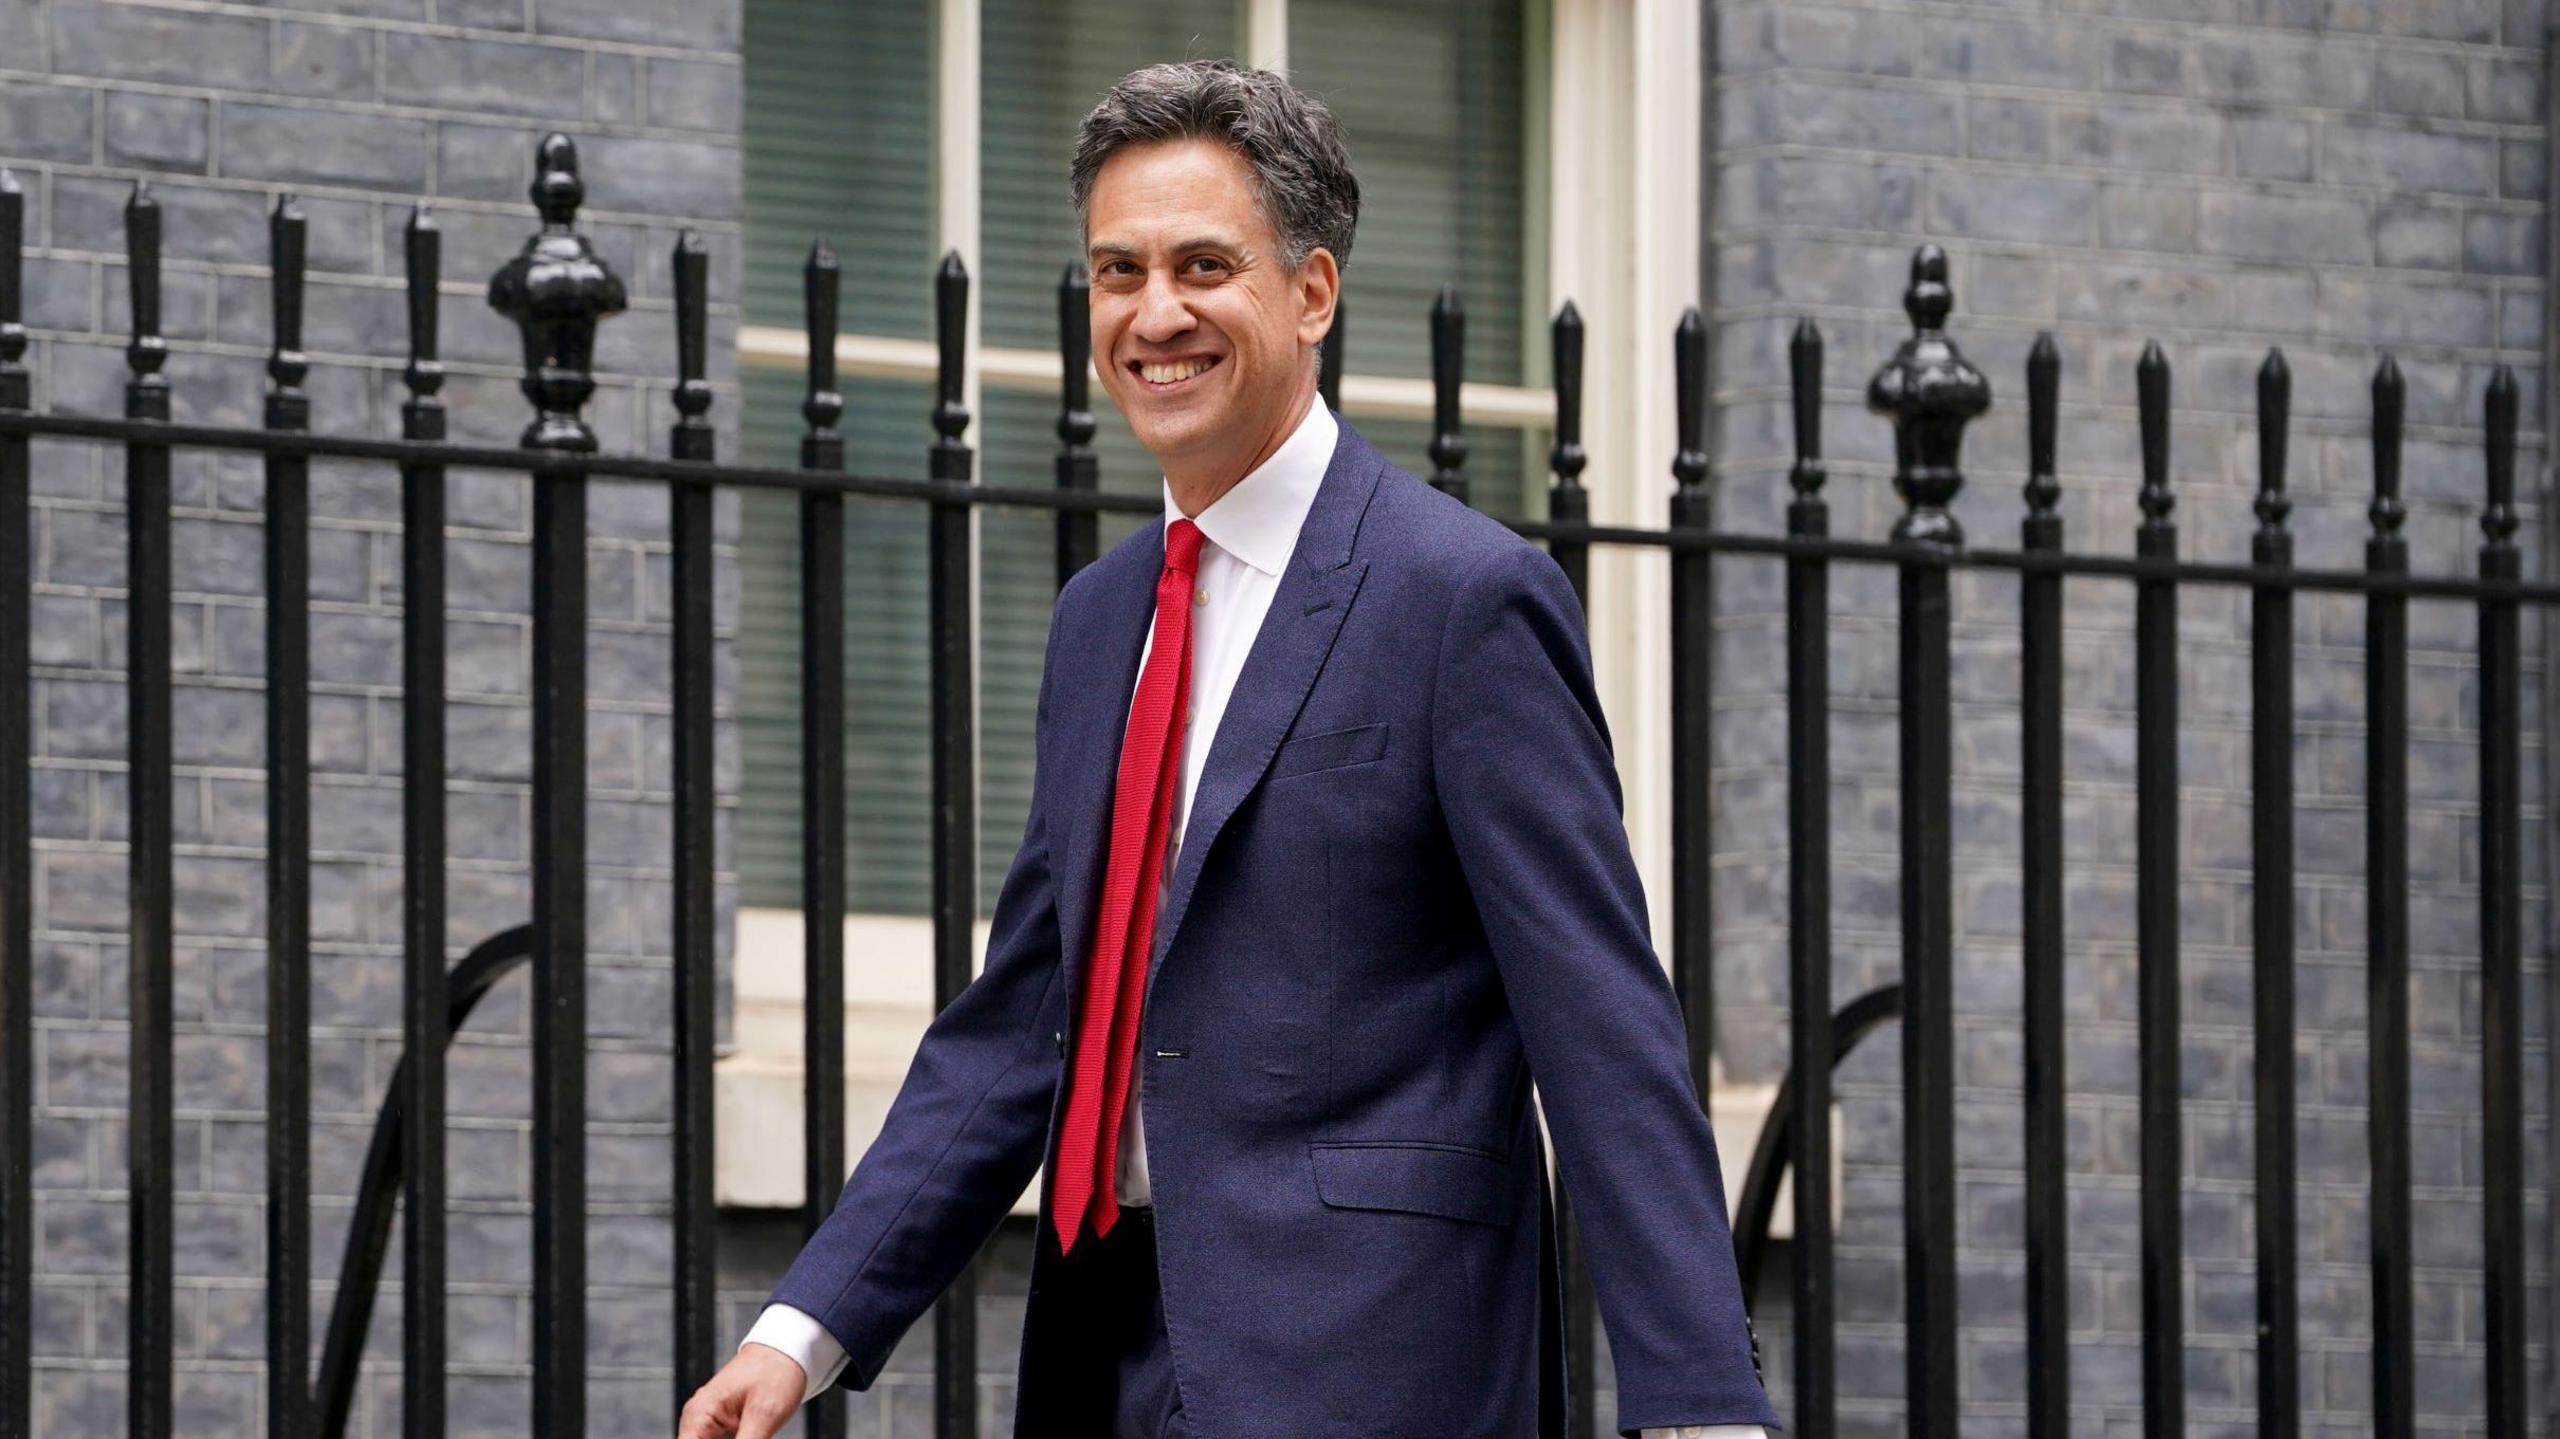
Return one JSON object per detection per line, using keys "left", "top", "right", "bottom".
{"left": 1709, "top": 2, "right": 2551, "bottom": 1435}
{"left": 7, "top": 1, "right": 745, "bottom": 1434}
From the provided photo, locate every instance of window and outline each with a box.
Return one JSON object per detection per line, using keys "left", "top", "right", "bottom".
{"left": 735, "top": 0, "right": 1551, "bottom": 922}
{"left": 719, "top": 0, "right": 1710, "bottom": 1210}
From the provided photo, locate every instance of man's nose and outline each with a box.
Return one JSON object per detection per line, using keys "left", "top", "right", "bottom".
{"left": 1131, "top": 273, "right": 1195, "bottom": 344}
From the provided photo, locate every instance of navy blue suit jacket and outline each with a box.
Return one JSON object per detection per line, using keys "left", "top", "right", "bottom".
{"left": 768, "top": 419, "right": 1779, "bottom": 1436}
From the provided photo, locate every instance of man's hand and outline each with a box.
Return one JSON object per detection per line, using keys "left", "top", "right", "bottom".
{"left": 676, "top": 1343, "right": 808, "bottom": 1439}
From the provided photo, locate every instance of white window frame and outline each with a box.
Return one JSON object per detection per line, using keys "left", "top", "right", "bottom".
{"left": 718, "top": 0, "right": 1729, "bottom": 1217}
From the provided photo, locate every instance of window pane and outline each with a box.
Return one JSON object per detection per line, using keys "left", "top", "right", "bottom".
{"left": 1290, "top": 0, "right": 1530, "bottom": 385}
{"left": 979, "top": 0, "right": 1243, "bottom": 352}
{"left": 743, "top": 0, "right": 935, "bottom": 338}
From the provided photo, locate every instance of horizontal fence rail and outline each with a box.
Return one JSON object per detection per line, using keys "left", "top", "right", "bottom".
{"left": 0, "top": 132, "right": 2548, "bottom": 1439}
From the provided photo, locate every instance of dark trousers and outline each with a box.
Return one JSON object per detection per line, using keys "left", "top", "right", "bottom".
{"left": 1033, "top": 1204, "right": 1189, "bottom": 1438}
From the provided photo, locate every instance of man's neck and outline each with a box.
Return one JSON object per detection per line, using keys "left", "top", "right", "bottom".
{"left": 1164, "top": 380, "right": 1318, "bottom": 519}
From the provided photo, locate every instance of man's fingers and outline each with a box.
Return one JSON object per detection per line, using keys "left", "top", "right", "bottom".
{"left": 731, "top": 1389, "right": 798, "bottom": 1439}
{"left": 676, "top": 1384, "right": 739, "bottom": 1439}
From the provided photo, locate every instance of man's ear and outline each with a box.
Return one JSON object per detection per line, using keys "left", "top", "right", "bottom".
{"left": 1295, "top": 247, "right": 1340, "bottom": 349}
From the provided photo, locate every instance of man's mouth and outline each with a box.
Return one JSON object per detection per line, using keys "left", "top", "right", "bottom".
{"left": 1130, "top": 355, "right": 1221, "bottom": 392}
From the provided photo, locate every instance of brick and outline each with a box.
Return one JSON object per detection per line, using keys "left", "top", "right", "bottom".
{"left": 104, "top": 92, "right": 209, "bottom": 173}
{"left": 2463, "top": 208, "right": 2543, "bottom": 275}
{"left": 2323, "top": 122, "right": 2500, "bottom": 198}
{"left": 2232, "top": 114, "right": 2314, "bottom": 181}
{"left": 2196, "top": 34, "right": 2372, "bottom": 109}
{"left": 2198, "top": 191, "right": 2374, "bottom": 265}
{"left": 1926, "top": 169, "right": 2098, "bottom": 246}
{"left": 645, "top": 57, "right": 741, "bottom": 133}
{"left": 2373, "top": 198, "right": 2464, "bottom": 270}
{"left": 2375, "top": 50, "right": 2467, "bottom": 119}
{"left": 53, "top": 4, "right": 267, "bottom": 88}
{"left": 383, "top": 32, "right": 586, "bottom": 120}
{"left": 271, "top": 21, "right": 377, "bottom": 102}
{"left": 535, "top": 0, "right": 738, "bottom": 50}
{"left": 0, "top": 82, "right": 97, "bottom": 164}
{"left": 2103, "top": 34, "right": 2185, "bottom": 96}
{"left": 2057, "top": 103, "right": 2226, "bottom": 177}
{"left": 219, "top": 103, "right": 432, "bottom": 191}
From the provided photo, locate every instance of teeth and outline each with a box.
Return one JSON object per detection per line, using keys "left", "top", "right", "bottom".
{"left": 1141, "top": 358, "right": 1214, "bottom": 384}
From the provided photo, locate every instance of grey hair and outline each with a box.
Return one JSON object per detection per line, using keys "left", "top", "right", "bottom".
{"left": 1070, "top": 59, "right": 1360, "bottom": 272}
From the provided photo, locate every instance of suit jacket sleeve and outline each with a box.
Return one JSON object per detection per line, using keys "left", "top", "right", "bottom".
{"left": 762, "top": 599, "right": 1075, "bottom": 1392}
{"left": 1432, "top": 542, "right": 1781, "bottom": 1434}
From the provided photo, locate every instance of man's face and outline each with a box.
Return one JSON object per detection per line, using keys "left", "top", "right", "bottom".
{"left": 1084, "top": 137, "right": 1337, "bottom": 479}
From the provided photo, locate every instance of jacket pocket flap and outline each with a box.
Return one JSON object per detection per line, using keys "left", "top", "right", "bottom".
{"left": 1308, "top": 1141, "right": 1517, "bottom": 1226}
{"left": 1272, "top": 720, "right": 1389, "bottom": 780}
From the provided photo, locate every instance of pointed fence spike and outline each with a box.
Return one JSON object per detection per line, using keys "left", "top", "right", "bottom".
{"left": 1428, "top": 285, "right": 1465, "bottom": 498}
{"left": 1550, "top": 300, "right": 1585, "bottom": 485}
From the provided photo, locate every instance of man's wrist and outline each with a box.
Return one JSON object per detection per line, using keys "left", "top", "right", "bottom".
{"left": 740, "top": 1302, "right": 850, "bottom": 1403}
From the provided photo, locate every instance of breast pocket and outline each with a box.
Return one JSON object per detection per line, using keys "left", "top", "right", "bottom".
{"left": 1270, "top": 719, "right": 1389, "bottom": 781}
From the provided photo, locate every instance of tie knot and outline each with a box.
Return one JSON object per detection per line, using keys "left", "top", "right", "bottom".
{"left": 1163, "top": 517, "right": 1204, "bottom": 577}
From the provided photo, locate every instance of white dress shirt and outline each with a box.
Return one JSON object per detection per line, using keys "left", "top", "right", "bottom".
{"left": 739, "top": 399, "right": 1763, "bottom": 1439}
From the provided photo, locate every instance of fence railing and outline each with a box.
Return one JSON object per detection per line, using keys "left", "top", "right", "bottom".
{"left": 0, "top": 128, "right": 2547, "bottom": 1439}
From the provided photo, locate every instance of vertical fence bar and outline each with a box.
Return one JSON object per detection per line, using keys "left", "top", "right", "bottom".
{"left": 487, "top": 134, "right": 624, "bottom": 1439}
{"left": 2249, "top": 350, "right": 2298, "bottom": 1439}
{"left": 1653, "top": 305, "right": 1714, "bottom": 1439}
{"left": 1318, "top": 296, "right": 1344, "bottom": 414}
{"left": 2133, "top": 340, "right": 2184, "bottom": 1439}
{"left": 124, "top": 180, "right": 176, "bottom": 1439}
{"left": 1867, "top": 245, "right": 1983, "bottom": 1439}
{"left": 928, "top": 251, "right": 981, "bottom": 1439}
{"left": 2477, "top": 365, "right": 2525, "bottom": 1437}
{"left": 396, "top": 202, "right": 447, "bottom": 1439}
{"left": 265, "top": 194, "right": 318, "bottom": 1439}
{"left": 668, "top": 229, "right": 720, "bottom": 1405}
{"left": 1546, "top": 302, "right": 1589, "bottom": 605}
{"left": 0, "top": 167, "right": 28, "bottom": 1439}
{"left": 2365, "top": 356, "right": 2413, "bottom": 1439}
{"left": 1055, "top": 263, "right": 1098, "bottom": 586}
{"left": 797, "top": 238, "right": 849, "bottom": 1439}
{"left": 1428, "top": 285, "right": 1466, "bottom": 503}
{"left": 1784, "top": 317, "right": 1834, "bottom": 1433}
{"left": 2019, "top": 332, "right": 2067, "bottom": 1439}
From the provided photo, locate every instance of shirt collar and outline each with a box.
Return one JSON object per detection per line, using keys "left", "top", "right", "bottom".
{"left": 1160, "top": 398, "right": 1337, "bottom": 580}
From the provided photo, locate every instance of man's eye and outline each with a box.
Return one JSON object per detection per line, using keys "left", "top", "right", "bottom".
{"left": 1184, "top": 257, "right": 1226, "bottom": 275}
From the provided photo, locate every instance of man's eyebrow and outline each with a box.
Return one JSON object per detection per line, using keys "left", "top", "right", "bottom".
{"left": 1085, "top": 235, "right": 1250, "bottom": 263}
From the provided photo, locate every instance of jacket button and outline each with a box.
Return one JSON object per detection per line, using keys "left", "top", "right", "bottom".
{"left": 1053, "top": 1030, "right": 1064, "bottom": 1056}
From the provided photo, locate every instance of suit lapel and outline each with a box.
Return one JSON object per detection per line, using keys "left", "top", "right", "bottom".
{"left": 1050, "top": 421, "right": 1387, "bottom": 1012}
{"left": 1148, "top": 426, "right": 1381, "bottom": 999}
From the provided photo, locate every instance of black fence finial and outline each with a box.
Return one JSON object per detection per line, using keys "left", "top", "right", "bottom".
{"left": 672, "top": 230, "right": 713, "bottom": 462}
{"left": 1550, "top": 300, "right": 1586, "bottom": 489}
{"left": 1789, "top": 317, "right": 1824, "bottom": 519}
{"left": 403, "top": 207, "right": 444, "bottom": 439}
{"left": 1672, "top": 305, "right": 1708, "bottom": 501}
{"left": 2255, "top": 349, "right": 2291, "bottom": 545}
{"left": 2485, "top": 365, "right": 2519, "bottom": 547}
{"left": 1428, "top": 284, "right": 1466, "bottom": 501}
{"left": 801, "top": 239, "right": 842, "bottom": 471}
{"left": 0, "top": 170, "right": 26, "bottom": 413}
{"left": 268, "top": 195, "right": 309, "bottom": 431}
{"left": 486, "top": 133, "right": 627, "bottom": 452}
{"left": 1867, "top": 245, "right": 1985, "bottom": 546}
{"left": 2023, "top": 333, "right": 2059, "bottom": 547}
{"left": 2136, "top": 341, "right": 2174, "bottom": 539}
{"left": 2370, "top": 355, "right": 2406, "bottom": 548}
{"left": 933, "top": 250, "right": 972, "bottom": 481}
{"left": 125, "top": 182, "right": 168, "bottom": 422}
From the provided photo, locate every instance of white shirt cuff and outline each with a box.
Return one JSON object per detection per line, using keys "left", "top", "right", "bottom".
{"left": 1641, "top": 1428, "right": 1770, "bottom": 1438}
{"left": 741, "top": 1302, "right": 851, "bottom": 1404}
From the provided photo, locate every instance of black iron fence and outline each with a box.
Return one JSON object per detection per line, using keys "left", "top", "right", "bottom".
{"left": 0, "top": 129, "right": 2547, "bottom": 1439}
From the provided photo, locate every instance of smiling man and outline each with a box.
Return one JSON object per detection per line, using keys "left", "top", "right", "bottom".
{"left": 678, "top": 59, "right": 1776, "bottom": 1439}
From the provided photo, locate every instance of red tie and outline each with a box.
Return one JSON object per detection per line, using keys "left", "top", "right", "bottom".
{"left": 1052, "top": 516, "right": 1204, "bottom": 1254}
